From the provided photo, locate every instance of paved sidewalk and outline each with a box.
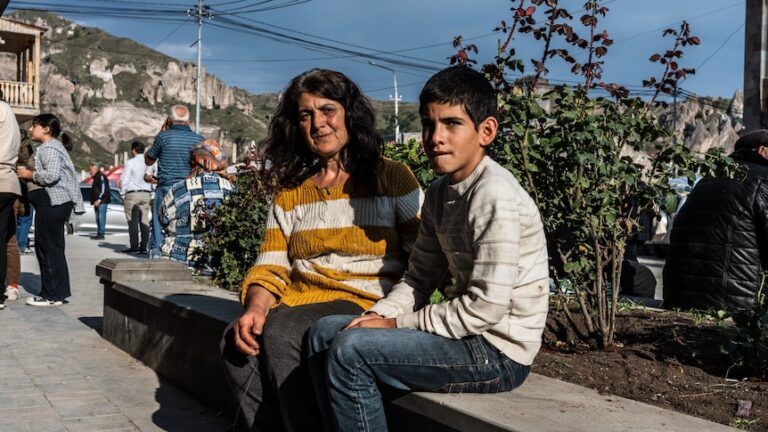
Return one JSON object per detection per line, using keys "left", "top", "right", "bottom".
{"left": 0, "top": 233, "right": 230, "bottom": 431}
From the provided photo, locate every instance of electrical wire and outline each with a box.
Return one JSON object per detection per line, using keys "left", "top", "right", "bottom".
{"left": 207, "top": 18, "right": 442, "bottom": 73}
{"left": 614, "top": 0, "right": 743, "bottom": 45}
{"left": 696, "top": 22, "right": 744, "bottom": 70}
{"left": 221, "top": 15, "right": 446, "bottom": 67}
{"left": 152, "top": 18, "right": 193, "bottom": 50}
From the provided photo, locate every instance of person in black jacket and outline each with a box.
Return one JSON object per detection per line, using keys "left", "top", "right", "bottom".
{"left": 663, "top": 129, "right": 768, "bottom": 311}
{"left": 89, "top": 162, "right": 111, "bottom": 240}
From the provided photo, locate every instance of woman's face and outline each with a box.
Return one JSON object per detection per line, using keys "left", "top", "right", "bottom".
{"left": 297, "top": 92, "right": 349, "bottom": 162}
{"left": 28, "top": 123, "right": 49, "bottom": 142}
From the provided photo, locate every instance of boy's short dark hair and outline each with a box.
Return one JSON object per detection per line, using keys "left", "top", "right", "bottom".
{"left": 419, "top": 66, "right": 496, "bottom": 129}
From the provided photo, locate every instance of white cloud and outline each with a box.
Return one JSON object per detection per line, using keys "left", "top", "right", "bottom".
{"left": 155, "top": 42, "right": 212, "bottom": 59}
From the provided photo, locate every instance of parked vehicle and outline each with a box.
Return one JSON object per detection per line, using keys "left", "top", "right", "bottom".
{"left": 645, "top": 176, "right": 699, "bottom": 256}
{"left": 72, "top": 182, "right": 129, "bottom": 234}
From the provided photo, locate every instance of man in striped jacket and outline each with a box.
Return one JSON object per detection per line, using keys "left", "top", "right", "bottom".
{"left": 145, "top": 105, "right": 204, "bottom": 258}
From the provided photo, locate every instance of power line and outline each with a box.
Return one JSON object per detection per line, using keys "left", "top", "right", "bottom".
{"left": 218, "top": 15, "right": 446, "bottom": 67}
{"left": 614, "top": 0, "right": 744, "bottom": 45}
{"left": 207, "top": 17, "right": 441, "bottom": 74}
{"left": 152, "top": 18, "right": 193, "bottom": 50}
{"left": 214, "top": 0, "right": 312, "bottom": 14}
{"left": 696, "top": 22, "right": 744, "bottom": 70}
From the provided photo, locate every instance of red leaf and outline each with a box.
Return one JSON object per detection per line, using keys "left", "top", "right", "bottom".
{"left": 525, "top": 6, "right": 536, "bottom": 16}
{"left": 649, "top": 54, "right": 661, "bottom": 62}
{"left": 688, "top": 36, "right": 701, "bottom": 45}
{"left": 581, "top": 15, "right": 596, "bottom": 26}
{"left": 595, "top": 46, "right": 608, "bottom": 58}
{"left": 571, "top": 63, "right": 581, "bottom": 74}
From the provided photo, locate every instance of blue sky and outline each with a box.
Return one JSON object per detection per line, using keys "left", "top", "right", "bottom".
{"left": 26, "top": 0, "right": 746, "bottom": 102}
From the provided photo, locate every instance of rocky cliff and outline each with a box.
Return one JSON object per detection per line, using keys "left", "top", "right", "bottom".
{"left": 1, "top": 12, "right": 745, "bottom": 169}
{"left": 5, "top": 11, "right": 274, "bottom": 168}
{"left": 655, "top": 91, "right": 743, "bottom": 156}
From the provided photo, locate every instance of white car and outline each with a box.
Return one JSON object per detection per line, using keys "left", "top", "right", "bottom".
{"left": 72, "top": 183, "right": 130, "bottom": 234}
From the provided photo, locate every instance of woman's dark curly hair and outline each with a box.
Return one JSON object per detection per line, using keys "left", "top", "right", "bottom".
{"left": 262, "top": 68, "right": 383, "bottom": 194}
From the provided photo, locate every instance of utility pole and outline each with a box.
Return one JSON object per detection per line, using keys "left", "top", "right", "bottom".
{"left": 188, "top": 0, "right": 213, "bottom": 133}
{"left": 744, "top": 0, "right": 768, "bottom": 131}
{"left": 368, "top": 61, "right": 401, "bottom": 143}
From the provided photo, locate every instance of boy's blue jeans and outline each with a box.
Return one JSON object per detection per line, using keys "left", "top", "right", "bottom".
{"left": 307, "top": 315, "right": 531, "bottom": 432}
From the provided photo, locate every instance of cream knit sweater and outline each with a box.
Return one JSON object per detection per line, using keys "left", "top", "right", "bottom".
{"left": 369, "top": 156, "right": 550, "bottom": 366}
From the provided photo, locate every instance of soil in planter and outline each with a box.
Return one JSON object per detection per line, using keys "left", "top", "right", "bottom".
{"left": 532, "top": 308, "right": 767, "bottom": 431}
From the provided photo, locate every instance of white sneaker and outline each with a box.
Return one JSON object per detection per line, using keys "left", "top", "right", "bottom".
{"left": 26, "top": 296, "right": 63, "bottom": 307}
{"left": 0, "top": 303, "right": 4, "bottom": 310}
{"left": 4, "top": 286, "right": 19, "bottom": 301}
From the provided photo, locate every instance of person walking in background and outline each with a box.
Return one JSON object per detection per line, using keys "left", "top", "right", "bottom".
{"left": 159, "top": 139, "right": 234, "bottom": 269}
{"left": 0, "top": 93, "right": 20, "bottom": 310}
{"left": 119, "top": 141, "right": 152, "bottom": 254}
{"left": 89, "top": 162, "right": 111, "bottom": 240}
{"left": 16, "top": 114, "right": 84, "bottom": 307}
{"left": 15, "top": 129, "right": 36, "bottom": 255}
{"left": 145, "top": 105, "right": 204, "bottom": 258}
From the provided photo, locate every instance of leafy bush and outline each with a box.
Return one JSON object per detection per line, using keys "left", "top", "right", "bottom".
{"left": 384, "top": 138, "right": 436, "bottom": 188}
{"left": 468, "top": 0, "right": 740, "bottom": 348}
{"left": 202, "top": 166, "right": 275, "bottom": 292}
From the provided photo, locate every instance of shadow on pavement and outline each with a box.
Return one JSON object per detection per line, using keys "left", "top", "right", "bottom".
{"left": 153, "top": 382, "right": 233, "bottom": 431}
{"left": 91, "top": 241, "right": 133, "bottom": 253}
{"left": 78, "top": 316, "right": 104, "bottom": 335}
{"left": 19, "top": 271, "right": 41, "bottom": 296}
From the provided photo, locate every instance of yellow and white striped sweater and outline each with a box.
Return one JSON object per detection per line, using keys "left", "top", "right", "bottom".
{"left": 241, "top": 159, "right": 423, "bottom": 309}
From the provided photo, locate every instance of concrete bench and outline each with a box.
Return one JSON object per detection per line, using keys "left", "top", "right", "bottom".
{"left": 96, "top": 259, "right": 735, "bottom": 432}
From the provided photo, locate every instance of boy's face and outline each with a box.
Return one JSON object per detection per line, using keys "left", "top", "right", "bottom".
{"left": 420, "top": 102, "right": 498, "bottom": 184}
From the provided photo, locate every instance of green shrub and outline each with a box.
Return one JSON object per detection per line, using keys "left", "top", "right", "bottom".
{"left": 202, "top": 167, "right": 275, "bottom": 292}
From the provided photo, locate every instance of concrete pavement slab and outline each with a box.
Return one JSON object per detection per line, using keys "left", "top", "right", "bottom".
{"left": 0, "top": 232, "right": 229, "bottom": 431}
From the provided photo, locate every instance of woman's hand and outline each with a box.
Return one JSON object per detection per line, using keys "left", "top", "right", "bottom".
{"left": 345, "top": 313, "right": 397, "bottom": 330}
{"left": 16, "top": 166, "right": 32, "bottom": 180}
{"left": 233, "top": 286, "right": 277, "bottom": 356}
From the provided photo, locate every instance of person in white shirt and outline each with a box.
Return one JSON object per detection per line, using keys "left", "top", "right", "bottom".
{"left": 119, "top": 141, "right": 153, "bottom": 254}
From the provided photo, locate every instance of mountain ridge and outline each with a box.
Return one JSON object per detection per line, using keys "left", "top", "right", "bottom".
{"left": 1, "top": 11, "right": 743, "bottom": 170}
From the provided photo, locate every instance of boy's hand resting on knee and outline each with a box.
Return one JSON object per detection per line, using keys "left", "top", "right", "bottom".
{"left": 234, "top": 286, "right": 277, "bottom": 356}
{"left": 345, "top": 313, "right": 397, "bottom": 329}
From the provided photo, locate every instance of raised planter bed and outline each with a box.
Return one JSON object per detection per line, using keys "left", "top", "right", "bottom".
{"left": 96, "top": 259, "right": 738, "bottom": 432}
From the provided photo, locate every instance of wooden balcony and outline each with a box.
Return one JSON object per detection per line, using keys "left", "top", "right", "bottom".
{"left": 0, "top": 80, "right": 35, "bottom": 108}
{"left": 0, "top": 18, "right": 46, "bottom": 122}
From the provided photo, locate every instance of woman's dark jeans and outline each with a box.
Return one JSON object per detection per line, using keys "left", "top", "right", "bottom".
{"left": 27, "top": 189, "right": 72, "bottom": 301}
{"left": 220, "top": 300, "right": 364, "bottom": 432}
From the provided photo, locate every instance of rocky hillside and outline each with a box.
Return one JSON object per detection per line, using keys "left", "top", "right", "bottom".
{"left": 3, "top": 12, "right": 421, "bottom": 169}
{"left": 0, "top": 11, "right": 285, "bottom": 169}
{"left": 1, "top": 12, "right": 743, "bottom": 170}
{"left": 656, "top": 91, "right": 743, "bottom": 156}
